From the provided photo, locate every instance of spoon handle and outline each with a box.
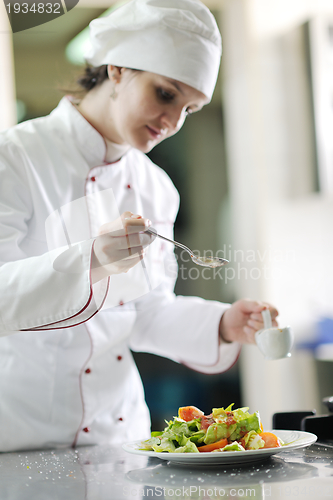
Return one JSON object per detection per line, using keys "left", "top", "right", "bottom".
{"left": 261, "top": 309, "right": 273, "bottom": 329}
{"left": 146, "top": 229, "right": 193, "bottom": 256}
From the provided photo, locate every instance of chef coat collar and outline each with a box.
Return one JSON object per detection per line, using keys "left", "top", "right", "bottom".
{"left": 104, "top": 137, "right": 131, "bottom": 163}
{"left": 53, "top": 97, "right": 131, "bottom": 168}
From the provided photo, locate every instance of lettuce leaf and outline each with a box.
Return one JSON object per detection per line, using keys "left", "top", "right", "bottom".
{"left": 140, "top": 437, "right": 162, "bottom": 450}
{"left": 174, "top": 440, "right": 199, "bottom": 453}
{"left": 221, "top": 442, "right": 245, "bottom": 452}
{"left": 151, "top": 437, "right": 177, "bottom": 453}
{"left": 204, "top": 422, "right": 237, "bottom": 444}
{"left": 242, "top": 431, "right": 265, "bottom": 450}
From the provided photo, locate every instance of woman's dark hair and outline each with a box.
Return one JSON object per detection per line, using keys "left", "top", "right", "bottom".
{"left": 61, "top": 64, "right": 140, "bottom": 97}
{"left": 77, "top": 65, "right": 109, "bottom": 91}
{"left": 60, "top": 65, "right": 108, "bottom": 97}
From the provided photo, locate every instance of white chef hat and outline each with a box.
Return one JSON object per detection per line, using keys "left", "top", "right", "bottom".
{"left": 84, "top": 0, "right": 222, "bottom": 101}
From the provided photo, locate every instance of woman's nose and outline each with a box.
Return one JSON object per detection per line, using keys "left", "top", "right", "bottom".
{"left": 161, "top": 107, "right": 186, "bottom": 132}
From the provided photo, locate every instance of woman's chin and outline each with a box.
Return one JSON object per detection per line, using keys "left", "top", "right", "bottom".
{"left": 132, "top": 140, "right": 157, "bottom": 154}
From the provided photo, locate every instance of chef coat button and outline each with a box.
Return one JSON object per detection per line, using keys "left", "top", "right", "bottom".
{"left": 91, "top": 176, "right": 96, "bottom": 182}
{"left": 127, "top": 184, "right": 131, "bottom": 189}
{"left": 119, "top": 300, "right": 124, "bottom": 306}
{"left": 118, "top": 417, "right": 123, "bottom": 421}
{"left": 117, "top": 355, "right": 122, "bottom": 361}
{"left": 85, "top": 368, "right": 91, "bottom": 374}
{"left": 83, "top": 427, "right": 90, "bottom": 433}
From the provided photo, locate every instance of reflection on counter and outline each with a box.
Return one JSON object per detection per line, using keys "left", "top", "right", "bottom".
{"left": 0, "top": 444, "right": 332, "bottom": 500}
{"left": 126, "top": 454, "right": 317, "bottom": 499}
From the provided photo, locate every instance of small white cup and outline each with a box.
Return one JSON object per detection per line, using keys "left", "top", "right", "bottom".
{"left": 255, "top": 309, "right": 294, "bottom": 360}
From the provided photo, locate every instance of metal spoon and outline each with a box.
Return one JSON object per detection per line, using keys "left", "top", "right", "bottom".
{"left": 146, "top": 228, "right": 229, "bottom": 268}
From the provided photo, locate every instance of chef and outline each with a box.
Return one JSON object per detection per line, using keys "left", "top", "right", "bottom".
{"left": 0, "top": 0, "right": 278, "bottom": 452}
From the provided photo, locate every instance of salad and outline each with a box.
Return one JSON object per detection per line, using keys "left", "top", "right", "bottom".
{"left": 141, "top": 404, "right": 283, "bottom": 453}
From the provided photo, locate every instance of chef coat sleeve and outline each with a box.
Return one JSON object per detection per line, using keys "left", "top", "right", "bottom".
{"left": 129, "top": 258, "right": 241, "bottom": 375}
{"left": 0, "top": 155, "right": 108, "bottom": 334}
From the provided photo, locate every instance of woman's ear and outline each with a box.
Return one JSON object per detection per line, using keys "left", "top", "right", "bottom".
{"left": 107, "top": 65, "right": 122, "bottom": 83}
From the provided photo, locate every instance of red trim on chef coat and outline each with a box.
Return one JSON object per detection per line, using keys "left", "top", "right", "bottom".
{"left": 21, "top": 242, "right": 110, "bottom": 330}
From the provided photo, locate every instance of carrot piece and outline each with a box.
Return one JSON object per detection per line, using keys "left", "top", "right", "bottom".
{"left": 259, "top": 432, "right": 281, "bottom": 448}
{"left": 178, "top": 406, "right": 204, "bottom": 422}
{"left": 198, "top": 438, "right": 228, "bottom": 453}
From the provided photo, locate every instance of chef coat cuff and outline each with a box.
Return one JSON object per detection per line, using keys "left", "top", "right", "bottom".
{"left": 183, "top": 342, "right": 241, "bottom": 374}
{"left": 30, "top": 240, "right": 109, "bottom": 330}
{"left": 181, "top": 302, "right": 241, "bottom": 374}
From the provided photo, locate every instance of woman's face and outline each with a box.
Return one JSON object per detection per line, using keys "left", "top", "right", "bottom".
{"left": 96, "top": 67, "right": 209, "bottom": 153}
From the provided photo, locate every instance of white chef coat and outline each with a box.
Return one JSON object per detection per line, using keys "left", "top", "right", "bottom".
{"left": 0, "top": 97, "right": 240, "bottom": 452}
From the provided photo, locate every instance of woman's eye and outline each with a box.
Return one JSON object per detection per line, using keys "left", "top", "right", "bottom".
{"left": 158, "top": 88, "right": 175, "bottom": 102}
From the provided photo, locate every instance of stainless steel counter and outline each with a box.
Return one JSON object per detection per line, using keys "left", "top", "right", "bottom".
{"left": 0, "top": 443, "right": 332, "bottom": 499}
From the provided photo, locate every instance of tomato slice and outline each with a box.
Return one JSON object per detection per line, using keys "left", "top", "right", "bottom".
{"left": 178, "top": 406, "right": 204, "bottom": 422}
{"left": 259, "top": 432, "right": 281, "bottom": 448}
{"left": 198, "top": 438, "right": 228, "bottom": 453}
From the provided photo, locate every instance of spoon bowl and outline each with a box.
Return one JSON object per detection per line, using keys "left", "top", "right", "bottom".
{"left": 146, "top": 229, "right": 228, "bottom": 269}
{"left": 191, "top": 255, "right": 228, "bottom": 268}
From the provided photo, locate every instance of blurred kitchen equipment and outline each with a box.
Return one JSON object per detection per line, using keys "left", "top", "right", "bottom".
{"left": 255, "top": 309, "right": 294, "bottom": 360}
{"left": 273, "top": 396, "right": 333, "bottom": 443}
{"left": 146, "top": 228, "right": 229, "bottom": 268}
{"left": 273, "top": 411, "right": 316, "bottom": 431}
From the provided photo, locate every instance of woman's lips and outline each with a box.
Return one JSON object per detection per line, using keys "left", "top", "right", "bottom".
{"left": 146, "top": 125, "right": 163, "bottom": 139}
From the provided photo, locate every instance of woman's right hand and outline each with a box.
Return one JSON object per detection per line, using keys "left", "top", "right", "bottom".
{"left": 91, "top": 211, "right": 154, "bottom": 283}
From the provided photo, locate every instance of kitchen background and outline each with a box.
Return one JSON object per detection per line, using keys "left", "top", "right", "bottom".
{"left": 1, "top": 0, "right": 333, "bottom": 430}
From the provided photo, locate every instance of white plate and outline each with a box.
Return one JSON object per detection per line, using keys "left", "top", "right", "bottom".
{"left": 122, "top": 430, "right": 317, "bottom": 465}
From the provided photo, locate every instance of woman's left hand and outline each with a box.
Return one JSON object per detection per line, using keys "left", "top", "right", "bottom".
{"left": 219, "top": 299, "right": 279, "bottom": 344}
